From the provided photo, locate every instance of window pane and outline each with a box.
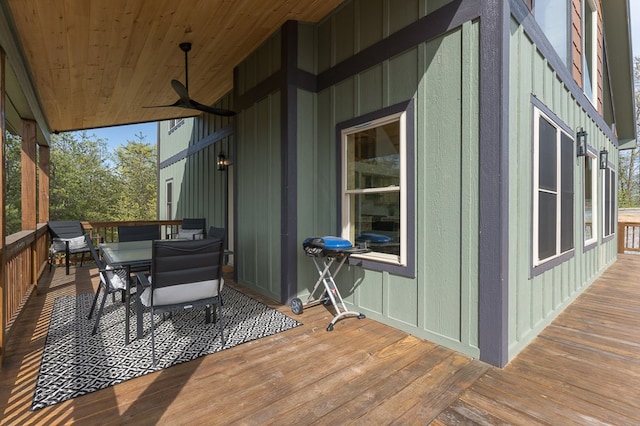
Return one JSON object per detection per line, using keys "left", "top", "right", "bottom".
{"left": 346, "top": 121, "right": 400, "bottom": 190}
{"left": 560, "top": 132, "right": 573, "bottom": 251}
{"left": 561, "top": 193, "right": 574, "bottom": 252}
{"left": 605, "top": 168, "right": 611, "bottom": 236}
{"left": 609, "top": 169, "right": 616, "bottom": 236}
{"left": 584, "top": 156, "right": 593, "bottom": 240}
{"left": 534, "top": 0, "right": 568, "bottom": 65}
{"left": 583, "top": 0, "right": 595, "bottom": 100}
{"left": 349, "top": 192, "right": 400, "bottom": 255}
{"left": 539, "top": 191, "right": 557, "bottom": 260}
{"left": 560, "top": 133, "right": 573, "bottom": 192}
{"left": 538, "top": 116, "right": 557, "bottom": 191}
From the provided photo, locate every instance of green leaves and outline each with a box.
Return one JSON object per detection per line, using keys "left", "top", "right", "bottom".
{"left": 48, "top": 131, "right": 157, "bottom": 222}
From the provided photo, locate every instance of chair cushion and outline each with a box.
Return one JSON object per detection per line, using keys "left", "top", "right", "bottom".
{"left": 68, "top": 235, "right": 88, "bottom": 250}
{"left": 101, "top": 266, "right": 127, "bottom": 290}
{"left": 176, "top": 228, "right": 204, "bottom": 240}
{"left": 140, "top": 278, "right": 224, "bottom": 307}
{"left": 51, "top": 235, "right": 87, "bottom": 253}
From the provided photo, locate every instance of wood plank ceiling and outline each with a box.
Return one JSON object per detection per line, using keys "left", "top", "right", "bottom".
{"left": 5, "top": 0, "right": 345, "bottom": 133}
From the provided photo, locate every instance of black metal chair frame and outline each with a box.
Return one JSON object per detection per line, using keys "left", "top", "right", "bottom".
{"left": 85, "top": 234, "right": 131, "bottom": 338}
{"left": 117, "top": 224, "right": 161, "bottom": 242}
{"left": 175, "top": 218, "right": 207, "bottom": 239}
{"left": 48, "top": 220, "right": 91, "bottom": 275}
{"left": 136, "top": 238, "right": 225, "bottom": 365}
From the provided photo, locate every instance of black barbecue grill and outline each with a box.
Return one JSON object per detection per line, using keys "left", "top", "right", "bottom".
{"left": 291, "top": 236, "right": 369, "bottom": 331}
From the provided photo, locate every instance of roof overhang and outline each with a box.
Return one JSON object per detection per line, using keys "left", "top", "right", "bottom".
{"left": 0, "top": 0, "right": 345, "bottom": 136}
{"left": 602, "top": 0, "right": 637, "bottom": 150}
{"left": 1, "top": 2, "right": 50, "bottom": 145}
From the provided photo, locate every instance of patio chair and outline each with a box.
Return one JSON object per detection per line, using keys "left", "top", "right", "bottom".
{"left": 118, "top": 224, "right": 160, "bottom": 242}
{"left": 176, "top": 217, "right": 206, "bottom": 240}
{"left": 136, "top": 238, "right": 225, "bottom": 365}
{"left": 208, "top": 226, "right": 231, "bottom": 266}
{"left": 85, "top": 234, "right": 130, "bottom": 337}
{"left": 48, "top": 220, "right": 91, "bottom": 275}
{"left": 207, "top": 226, "right": 225, "bottom": 240}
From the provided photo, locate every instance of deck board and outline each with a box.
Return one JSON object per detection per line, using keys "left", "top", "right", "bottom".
{"left": 2, "top": 254, "right": 640, "bottom": 424}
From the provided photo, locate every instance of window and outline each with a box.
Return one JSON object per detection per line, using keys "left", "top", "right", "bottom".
{"left": 584, "top": 152, "right": 597, "bottom": 245}
{"left": 583, "top": 0, "right": 598, "bottom": 104}
{"left": 165, "top": 179, "right": 173, "bottom": 219}
{"left": 603, "top": 166, "right": 615, "bottom": 238}
{"left": 168, "top": 118, "right": 184, "bottom": 134}
{"left": 533, "top": 0, "right": 569, "bottom": 65}
{"left": 533, "top": 107, "right": 574, "bottom": 266}
{"left": 341, "top": 109, "right": 408, "bottom": 266}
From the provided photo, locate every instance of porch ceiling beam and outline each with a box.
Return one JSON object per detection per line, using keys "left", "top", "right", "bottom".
{"left": 0, "top": 2, "right": 51, "bottom": 145}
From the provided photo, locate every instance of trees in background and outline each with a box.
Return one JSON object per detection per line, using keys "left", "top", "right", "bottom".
{"left": 112, "top": 132, "right": 157, "bottom": 221}
{"left": 4, "top": 129, "right": 157, "bottom": 234}
{"left": 49, "top": 131, "right": 120, "bottom": 222}
{"left": 618, "top": 56, "right": 640, "bottom": 207}
{"left": 5, "top": 133, "right": 21, "bottom": 234}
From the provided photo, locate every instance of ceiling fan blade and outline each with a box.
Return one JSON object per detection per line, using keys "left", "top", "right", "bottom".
{"left": 171, "top": 79, "right": 190, "bottom": 101}
{"left": 142, "top": 99, "right": 189, "bottom": 109}
{"left": 190, "top": 99, "right": 237, "bottom": 116}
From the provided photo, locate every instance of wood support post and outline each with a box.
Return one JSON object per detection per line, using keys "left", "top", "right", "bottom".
{"left": 1, "top": 48, "right": 6, "bottom": 365}
{"left": 21, "top": 120, "right": 37, "bottom": 230}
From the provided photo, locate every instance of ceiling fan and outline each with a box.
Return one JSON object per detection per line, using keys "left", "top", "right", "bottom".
{"left": 145, "top": 42, "right": 236, "bottom": 117}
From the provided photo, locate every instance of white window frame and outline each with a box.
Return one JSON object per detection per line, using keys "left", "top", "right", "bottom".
{"left": 341, "top": 111, "right": 407, "bottom": 266}
{"left": 168, "top": 118, "right": 185, "bottom": 134}
{"left": 165, "top": 178, "right": 173, "bottom": 220}
{"left": 532, "top": 107, "right": 574, "bottom": 266}
{"left": 584, "top": 151, "right": 597, "bottom": 246}
{"left": 582, "top": 0, "right": 598, "bottom": 105}
{"left": 602, "top": 165, "right": 616, "bottom": 239}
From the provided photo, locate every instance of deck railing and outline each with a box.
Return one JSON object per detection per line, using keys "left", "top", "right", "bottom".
{"left": 83, "top": 220, "right": 182, "bottom": 243}
{"left": 3, "top": 226, "right": 48, "bottom": 327}
{"left": 1, "top": 219, "right": 184, "bottom": 365}
{"left": 618, "top": 221, "right": 640, "bottom": 254}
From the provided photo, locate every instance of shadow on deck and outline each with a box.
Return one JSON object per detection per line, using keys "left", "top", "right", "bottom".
{"left": 1, "top": 255, "right": 639, "bottom": 424}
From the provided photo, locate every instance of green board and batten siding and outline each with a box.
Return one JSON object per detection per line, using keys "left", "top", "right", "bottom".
{"left": 507, "top": 19, "right": 617, "bottom": 358}
{"left": 157, "top": 0, "right": 626, "bottom": 366}
{"left": 236, "top": 94, "right": 283, "bottom": 300}
{"left": 235, "top": 32, "right": 283, "bottom": 300}
{"left": 157, "top": 115, "right": 231, "bottom": 229}
{"left": 232, "top": 1, "right": 480, "bottom": 356}
{"left": 295, "top": 3, "right": 480, "bottom": 356}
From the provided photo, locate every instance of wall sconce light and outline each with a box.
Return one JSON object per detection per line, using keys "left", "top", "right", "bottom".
{"left": 576, "top": 128, "right": 587, "bottom": 157}
{"left": 599, "top": 149, "right": 608, "bottom": 169}
{"left": 217, "top": 152, "right": 227, "bottom": 171}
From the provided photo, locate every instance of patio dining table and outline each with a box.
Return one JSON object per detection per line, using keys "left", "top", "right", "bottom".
{"left": 99, "top": 240, "right": 156, "bottom": 344}
{"left": 99, "top": 238, "right": 230, "bottom": 344}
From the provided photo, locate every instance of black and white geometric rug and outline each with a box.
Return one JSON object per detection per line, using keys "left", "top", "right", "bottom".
{"left": 32, "top": 287, "right": 302, "bottom": 410}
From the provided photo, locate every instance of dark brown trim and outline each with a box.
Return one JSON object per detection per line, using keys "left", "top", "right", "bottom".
{"left": 478, "top": 0, "right": 510, "bottom": 368}
{"left": 280, "top": 20, "right": 299, "bottom": 305}
{"left": 234, "top": 0, "right": 481, "bottom": 107}
{"left": 317, "top": 0, "right": 480, "bottom": 91}
{"left": 158, "top": 126, "right": 233, "bottom": 169}
{"left": 234, "top": 71, "right": 283, "bottom": 111}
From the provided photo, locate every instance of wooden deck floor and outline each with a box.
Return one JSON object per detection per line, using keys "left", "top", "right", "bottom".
{"left": 1, "top": 255, "right": 639, "bottom": 425}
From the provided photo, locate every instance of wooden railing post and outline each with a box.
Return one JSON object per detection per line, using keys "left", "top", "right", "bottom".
{"left": 0, "top": 46, "right": 6, "bottom": 366}
{"left": 618, "top": 222, "right": 625, "bottom": 254}
{"left": 616, "top": 222, "right": 640, "bottom": 255}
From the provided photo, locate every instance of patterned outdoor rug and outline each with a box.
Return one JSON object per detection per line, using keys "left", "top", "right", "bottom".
{"left": 32, "top": 287, "right": 302, "bottom": 410}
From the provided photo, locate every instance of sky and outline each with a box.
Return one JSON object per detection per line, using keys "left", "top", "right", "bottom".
{"left": 75, "top": 121, "right": 158, "bottom": 151}
{"left": 632, "top": 0, "right": 640, "bottom": 57}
